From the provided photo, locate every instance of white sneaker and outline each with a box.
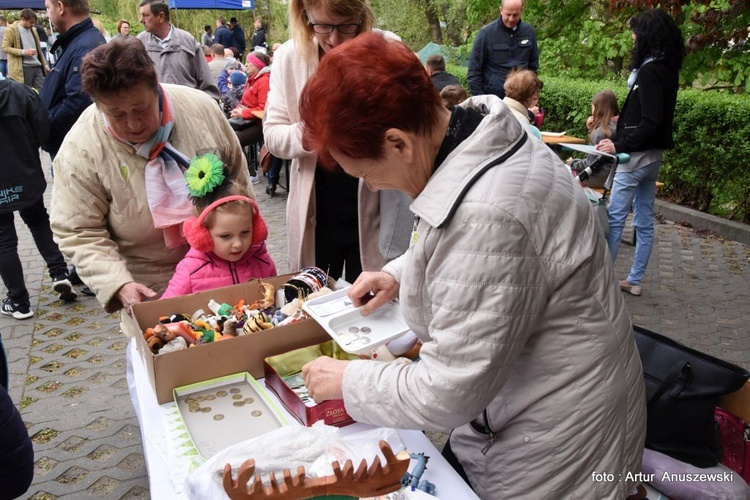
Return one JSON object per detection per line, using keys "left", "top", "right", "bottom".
{"left": 250, "top": 176, "right": 260, "bottom": 185}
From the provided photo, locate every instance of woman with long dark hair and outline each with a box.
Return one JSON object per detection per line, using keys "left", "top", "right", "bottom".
{"left": 596, "top": 9, "right": 684, "bottom": 296}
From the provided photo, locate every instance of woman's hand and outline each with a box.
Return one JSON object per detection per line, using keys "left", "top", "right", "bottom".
{"left": 116, "top": 282, "right": 157, "bottom": 310}
{"left": 229, "top": 108, "right": 242, "bottom": 119}
{"left": 595, "top": 138, "right": 616, "bottom": 154}
{"left": 301, "top": 356, "right": 350, "bottom": 402}
{"left": 348, "top": 271, "right": 399, "bottom": 316}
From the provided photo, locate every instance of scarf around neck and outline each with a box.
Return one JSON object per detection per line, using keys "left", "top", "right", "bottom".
{"left": 627, "top": 56, "right": 656, "bottom": 90}
{"left": 103, "top": 84, "right": 193, "bottom": 248}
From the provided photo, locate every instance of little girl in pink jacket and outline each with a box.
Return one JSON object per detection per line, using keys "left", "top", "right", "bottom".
{"left": 162, "top": 194, "right": 277, "bottom": 299}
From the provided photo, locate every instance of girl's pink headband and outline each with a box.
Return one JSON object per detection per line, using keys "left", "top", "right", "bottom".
{"left": 246, "top": 53, "right": 267, "bottom": 70}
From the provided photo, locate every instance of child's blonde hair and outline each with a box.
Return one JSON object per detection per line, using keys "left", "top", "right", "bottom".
{"left": 590, "top": 90, "right": 619, "bottom": 141}
{"left": 202, "top": 199, "right": 255, "bottom": 230}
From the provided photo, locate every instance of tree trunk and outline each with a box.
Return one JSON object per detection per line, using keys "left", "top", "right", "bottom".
{"left": 422, "top": 0, "right": 443, "bottom": 44}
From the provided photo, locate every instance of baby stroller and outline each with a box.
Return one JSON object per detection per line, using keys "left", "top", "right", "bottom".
{"left": 562, "top": 143, "right": 630, "bottom": 238}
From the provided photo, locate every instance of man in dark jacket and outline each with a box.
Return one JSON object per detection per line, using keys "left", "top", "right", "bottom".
{"left": 468, "top": 0, "right": 538, "bottom": 98}
{"left": 0, "top": 79, "right": 77, "bottom": 320}
{"left": 425, "top": 54, "right": 460, "bottom": 91}
{"left": 40, "top": 0, "right": 105, "bottom": 158}
{"left": 214, "top": 17, "right": 233, "bottom": 48}
{"left": 250, "top": 16, "right": 266, "bottom": 50}
{"left": 228, "top": 17, "right": 246, "bottom": 57}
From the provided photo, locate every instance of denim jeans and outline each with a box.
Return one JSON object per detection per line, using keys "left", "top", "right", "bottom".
{"left": 267, "top": 155, "right": 282, "bottom": 187}
{"left": 0, "top": 60, "right": 7, "bottom": 78}
{"left": 0, "top": 196, "right": 68, "bottom": 303}
{"left": 606, "top": 160, "right": 662, "bottom": 285}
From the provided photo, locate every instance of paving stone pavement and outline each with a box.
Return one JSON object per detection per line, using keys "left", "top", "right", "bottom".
{"left": 2, "top": 153, "right": 749, "bottom": 499}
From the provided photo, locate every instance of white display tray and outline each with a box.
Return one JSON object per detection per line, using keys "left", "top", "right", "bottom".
{"left": 173, "top": 372, "right": 290, "bottom": 459}
{"left": 302, "top": 287, "right": 409, "bottom": 355}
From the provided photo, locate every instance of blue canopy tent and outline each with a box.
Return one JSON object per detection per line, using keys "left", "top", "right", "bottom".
{"left": 168, "top": 0, "right": 254, "bottom": 9}
{"left": 0, "top": 0, "right": 46, "bottom": 8}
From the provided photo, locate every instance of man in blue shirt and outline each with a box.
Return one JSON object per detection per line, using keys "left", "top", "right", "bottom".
{"left": 468, "top": 0, "right": 538, "bottom": 98}
{"left": 214, "top": 17, "right": 233, "bottom": 48}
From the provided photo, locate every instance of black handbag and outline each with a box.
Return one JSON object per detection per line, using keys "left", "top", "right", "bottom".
{"left": 228, "top": 117, "right": 254, "bottom": 130}
{"left": 635, "top": 325, "right": 750, "bottom": 468}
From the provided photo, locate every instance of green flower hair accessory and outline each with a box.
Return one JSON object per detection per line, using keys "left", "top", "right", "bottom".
{"left": 185, "top": 153, "right": 225, "bottom": 198}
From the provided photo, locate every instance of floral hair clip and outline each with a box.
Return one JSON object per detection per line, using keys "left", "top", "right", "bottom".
{"left": 185, "top": 153, "right": 226, "bottom": 198}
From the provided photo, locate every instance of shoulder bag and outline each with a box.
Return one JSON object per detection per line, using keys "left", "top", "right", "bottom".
{"left": 634, "top": 325, "right": 750, "bottom": 468}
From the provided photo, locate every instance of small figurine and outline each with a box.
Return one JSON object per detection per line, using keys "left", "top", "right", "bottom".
{"left": 401, "top": 453, "right": 437, "bottom": 495}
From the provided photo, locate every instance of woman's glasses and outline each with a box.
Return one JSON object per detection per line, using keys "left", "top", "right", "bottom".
{"left": 308, "top": 22, "right": 361, "bottom": 35}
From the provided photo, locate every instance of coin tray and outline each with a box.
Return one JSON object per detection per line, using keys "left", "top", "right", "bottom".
{"left": 173, "top": 372, "right": 290, "bottom": 459}
{"left": 302, "top": 287, "right": 410, "bottom": 355}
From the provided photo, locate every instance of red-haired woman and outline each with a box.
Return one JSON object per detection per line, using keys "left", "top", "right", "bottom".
{"left": 263, "top": 0, "right": 412, "bottom": 281}
{"left": 299, "top": 33, "right": 647, "bottom": 498}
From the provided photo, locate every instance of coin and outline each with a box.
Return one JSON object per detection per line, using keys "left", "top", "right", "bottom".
{"left": 185, "top": 397, "right": 196, "bottom": 404}
{"left": 348, "top": 326, "right": 360, "bottom": 333}
{"left": 244, "top": 397, "right": 255, "bottom": 404}
{"left": 213, "top": 414, "right": 224, "bottom": 421}
{"left": 360, "top": 326, "right": 371, "bottom": 333}
{"left": 360, "top": 336, "right": 371, "bottom": 345}
{"left": 230, "top": 388, "right": 241, "bottom": 394}
{"left": 205, "top": 394, "right": 216, "bottom": 401}
{"left": 216, "top": 390, "right": 228, "bottom": 397}
{"left": 232, "top": 394, "right": 242, "bottom": 400}
{"left": 251, "top": 410, "right": 262, "bottom": 417}
{"left": 201, "top": 407, "right": 211, "bottom": 413}
{"left": 233, "top": 401, "right": 245, "bottom": 407}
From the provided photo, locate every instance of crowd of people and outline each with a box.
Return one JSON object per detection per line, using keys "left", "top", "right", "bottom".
{"left": 0, "top": 0, "right": 685, "bottom": 497}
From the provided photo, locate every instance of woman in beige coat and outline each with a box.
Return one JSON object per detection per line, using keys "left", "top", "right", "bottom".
{"left": 50, "top": 40, "right": 251, "bottom": 334}
{"left": 264, "top": 0, "right": 412, "bottom": 280}
{"left": 300, "top": 34, "right": 647, "bottom": 499}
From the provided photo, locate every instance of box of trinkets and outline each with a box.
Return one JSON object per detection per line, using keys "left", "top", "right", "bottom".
{"left": 173, "top": 372, "right": 290, "bottom": 459}
{"left": 129, "top": 273, "right": 332, "bottom": 404}
{"left": 264, "top": 342, "right": 359, "bottom": 427}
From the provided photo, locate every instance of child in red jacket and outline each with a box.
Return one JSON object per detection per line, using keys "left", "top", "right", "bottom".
{"left": 161, "top": 154, "right": 277, "bottom": 298}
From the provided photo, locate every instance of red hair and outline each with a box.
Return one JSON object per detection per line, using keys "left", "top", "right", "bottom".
{"left": 300, "top": 33, "right": 444, "bottom": 168}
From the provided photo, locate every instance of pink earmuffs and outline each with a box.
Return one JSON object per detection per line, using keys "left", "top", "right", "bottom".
{"left": 183, "top": 195, "right": 268, "bottom": 252}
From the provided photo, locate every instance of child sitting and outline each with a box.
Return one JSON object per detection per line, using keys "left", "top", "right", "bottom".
{"left": 221, "top": 70, "right": 247, "bottom": 118}
{"left": 161, "top": 154, "right": 277, "bottom": 299}
{"left": 567, "top": 90, "right": 620, "bottom": 188}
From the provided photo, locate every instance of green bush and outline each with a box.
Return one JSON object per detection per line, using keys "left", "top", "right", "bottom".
{"left": 445, "top": 66, "right": 750, "bottom": 223}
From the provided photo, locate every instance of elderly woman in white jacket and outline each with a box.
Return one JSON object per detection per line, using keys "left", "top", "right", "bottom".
{"left": 263, "top": 0, "right": 412, "bottom": 280}
{"left": 299, "top": 34, "right": 647, "bottom": 499}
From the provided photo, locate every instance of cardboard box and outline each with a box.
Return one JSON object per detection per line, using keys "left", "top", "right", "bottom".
{"left": 128, "top": 274, "right": 331, "bottom": 404}
{"left": 264, "top": 342, "right": 358, "bottom": 427}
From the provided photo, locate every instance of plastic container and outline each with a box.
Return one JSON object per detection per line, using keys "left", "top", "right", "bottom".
{"left": 302, "top": 287, "right": 409, "bottom": 356}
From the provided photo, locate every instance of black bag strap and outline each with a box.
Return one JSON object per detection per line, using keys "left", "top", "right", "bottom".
{"left": 648, "top": 361, "right": 691, "bottom": 407}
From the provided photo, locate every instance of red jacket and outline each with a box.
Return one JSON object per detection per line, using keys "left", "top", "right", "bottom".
{"left": 161, "top": 242, "right": 277, "bottom": 299}
{"left": 237, "top": 69, "right": 270, "bottom": 120}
